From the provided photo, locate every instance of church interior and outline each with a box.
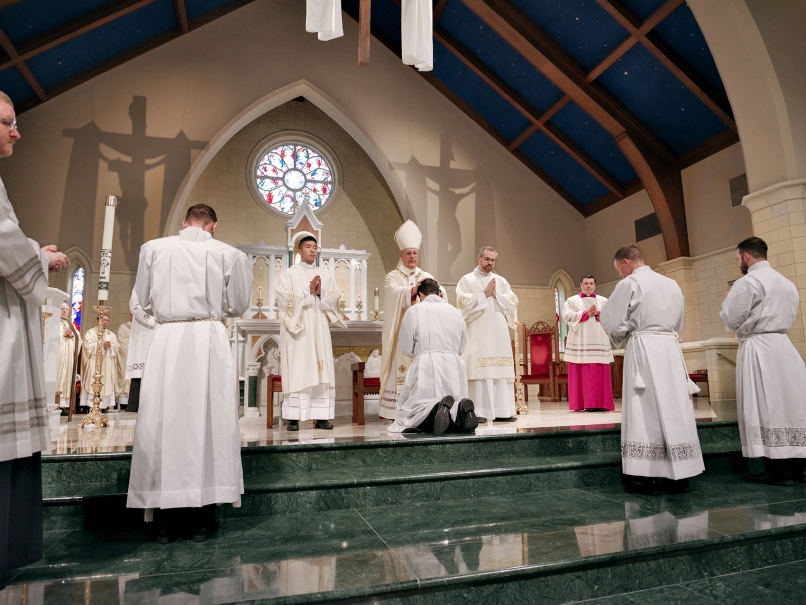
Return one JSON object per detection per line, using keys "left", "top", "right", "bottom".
{"left": 2, "top": 0, "right": 806, "bottom": 603}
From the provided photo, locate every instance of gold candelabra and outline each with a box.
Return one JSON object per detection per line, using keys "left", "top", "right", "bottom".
{"left": 81, "top": 304, "right": 111, "bottom": 428}
{"left": 355, "top": 295, "right": 363, "bottom": 319}
{"left": 252, "top": 286, "right": 267, "bottom": 319}
{"left": 41, "top": 311, "right": 52, "bottom": 345}
{"left": 514, "top": 320, "right": 528, "bottom": 415}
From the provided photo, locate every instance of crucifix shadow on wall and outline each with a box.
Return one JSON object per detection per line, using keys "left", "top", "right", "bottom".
{"left": 393, "top": 133, "right": 494, "bottom": 280}
{"left": 59, "top": 96, "right": 207, "bottom": 269}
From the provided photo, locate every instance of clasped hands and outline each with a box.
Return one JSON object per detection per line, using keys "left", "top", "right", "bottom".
{"left": 309, "top": 275, "right": 322, "bottom": 296}
{"left": 42, "top": 245, "right": 69, "bottom": 273}
{"left": 484, "top": 278, "right": 497, "bottom": 298}
{"left": 587, "top": 303, "right": 600, "bottom": 319}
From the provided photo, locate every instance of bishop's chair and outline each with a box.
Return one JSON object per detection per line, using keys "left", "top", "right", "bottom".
{"left": 520, "top": 321, "right": 556, "bottom": 402}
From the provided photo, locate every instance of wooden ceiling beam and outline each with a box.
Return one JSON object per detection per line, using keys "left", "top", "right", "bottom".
{"left": 596, "top": 0, "right": 736, "bottom": 131}
{"left": 173, "top": 0, "right": 190, "bottom": 34}
{"left": 0, "top": 27, "right": 46, "bottom": 102}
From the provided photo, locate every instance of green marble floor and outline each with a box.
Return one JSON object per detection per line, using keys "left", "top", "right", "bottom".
{"left": 5, "top": 472, "right": 806, "bottom": 604}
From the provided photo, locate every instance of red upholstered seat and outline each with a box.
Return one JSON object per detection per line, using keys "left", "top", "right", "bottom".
{"left": 529, "top": 332, "right": 552, "bottom": 376}
{"left": 689, "top": 373, "right": 708, "bottom": 380}
{"left": 364, "top": 377, "right": 381, "bottom": 387}
{"left": 272, "top": 375, "right": 283, "bottom": 383}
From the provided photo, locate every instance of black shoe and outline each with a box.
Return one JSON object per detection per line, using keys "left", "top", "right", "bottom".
{"left": 287, "top": 420, "right": 299, "bottom": 431}
{"left": 192, "top": 519, "right": 219, "bottom": 542}
{"left": 157, "top": 522, "right": 178, "bottom": 544}
{"left": 476, "top": 417, "right": 488, "bottom": 423}
{"left": 623, "top": 475, "right": 661, "bottom": 495}
{"left": 494, "top": 416, "right": 517, "bottom": 423}
{"left": 660, "top": 478, "right": 690, "bottom": 494}
{"left": 745, "top": 471, "right": 793, "bottom": 486}
{"left": 457, "top": 399, "right": 478, "bottom": 433}
{"left": 433, "top": 396, "right": 455, "bottom": 435}
{"left": 314, "top": 420, "right": 334, "bottom": 430}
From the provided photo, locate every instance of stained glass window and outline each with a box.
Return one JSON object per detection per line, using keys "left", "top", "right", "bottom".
{"left": 71, "top": 267, "right": 84, "bottom": 332}
{"left": 254, "top": 143, "right": 334, "bottom": 214}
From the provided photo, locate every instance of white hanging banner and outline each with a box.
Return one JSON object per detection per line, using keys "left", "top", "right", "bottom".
{"left": 401, "top": 0, "right": 433, "bottom": 71}
{"left": 306, "top": 0, "right": 344, "bottom": 41}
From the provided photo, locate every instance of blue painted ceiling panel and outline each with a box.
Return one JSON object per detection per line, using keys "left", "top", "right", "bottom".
{"left": 508, "top": 0, "right": 628, "bottom": 71}
{"left": 619, "top": 0, "right": 666, "bottom": 21}
{"left": 652, "top": 4, "right": 726, "bottom": 96}
{"left": 0, "top": 0, "right": 115, "bottom": 46}
{"left": 439, "top": 0, "right": 564, "bottom": 112}
{"left": 549, "top": 101, "right": 637, "bottom": 184}
{"left": 185, "top": 0, "right": 233, "bottom": 21}
{"left": 0, "top": 68, "right": 35, "bottom": 106}
{"left": 519, "top": 130, "right": 610, "bottom": 204}
{"left": 432, "top": 40, "right": 532, "bottom": 141}
{"left": 25, "top": 0, "right": 177, "bottom": 90}
{"left": 355, "top": 0, "right": 403, "bottom": 48}
{"left": 598, "top": 43, "right": 728, "bottom": 153}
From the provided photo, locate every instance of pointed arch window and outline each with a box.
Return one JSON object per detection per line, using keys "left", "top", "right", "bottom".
{"left": 70, "top": 266, "right": 85, "bottom": 332}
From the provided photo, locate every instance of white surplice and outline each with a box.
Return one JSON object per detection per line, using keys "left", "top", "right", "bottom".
{"left": 127, "top": 226, "right": 252, "bottom": 510}
{"left": 305, "top": 0, "right": 343, "bottom": 41}
{"left": 56, "top": 319, "right": 76, "bottom": 408}
{"left": 456, "top": 268, "right": 518, "bottom": 419}
{"left": 125, "top": 289, "right": 155, "bottom": 380}
{"left": 276, "top": 261, "right": 345, "bottom": 421}
{"left": 563, "top": 294, "right": 614, "bottom": 364}
{"left": 115, "top": 321, "right": 131, "bottom": 405}
{"left": 388, "top": 295, "right": 468, "bottom": 433}
{"left": 600, "top": 266, "right": 704, "bottom": 480}
{"left": 720, "top": 260, "right": 806, "bottom": 459}
{"left": 0, "top": 177, "right": 51, "bottom": 462}
{"left": 401, "top": 0, "right": 433, "bottom": 71}
{"left": 80, "top": 327, "right": 119, "bottom": 409}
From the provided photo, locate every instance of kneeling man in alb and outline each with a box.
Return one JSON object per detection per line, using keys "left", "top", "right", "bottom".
{"left": 600, "top": 245, "right": 704, "bottom": 494}
{"left": 720, "top": 237, "right": 806, "bottom": 485}
{"left": 276, "top": 233, "right": 345, "bottom": 431}
{"left": 127, "top": 204, "right": 253, "bottom": 543}
{"left": 388, "top": 279, "right": 478, "bottom": 435}
{"left": 456, "top": 246, "right": 519, "bottom": 422}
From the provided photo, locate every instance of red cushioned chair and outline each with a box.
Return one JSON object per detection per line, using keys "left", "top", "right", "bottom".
{"left": 521, "top": 321, "right": 556, "bottom": 402}
{"left": 553, "top": 329, "right": 569, "bottom": 401}
{"left": 266, "top": 373, "right": 283, "bottom": 429}
{"left": 689, "top": 369, "right": 709, "bottom": 397}
{"left": 351, "top": 361, "right": 380, "bottom": 426}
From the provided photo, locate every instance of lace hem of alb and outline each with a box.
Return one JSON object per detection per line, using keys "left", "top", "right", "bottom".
{"left": 621, "top": 441, "right": 702, "bottom": 462}
{"left": 740, "top": 426, "right": 806, "bottom": 448}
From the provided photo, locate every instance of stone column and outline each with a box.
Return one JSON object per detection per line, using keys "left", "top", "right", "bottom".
{"left": 743, "top": 179, "right": 806, "bottom": 358}
{"left": 701, "top": 337, "right": 739, "bottom": 416}
{"left": 656, "top": 256, "right": 699, "bottom": 343}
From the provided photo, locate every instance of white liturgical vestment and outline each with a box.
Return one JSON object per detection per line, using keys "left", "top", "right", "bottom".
{"left": 305, "top": 0, "right": 343, "bottom": 41}
{"left": 125, "top": 289, "right": 155, "bottom": 380}
{"left": 720, "top": 260, "right": 806, "bottom": 459}
{"left": 0, "top": 177, "right": 51, "bottom": 462}
{"left": 388, "top": 295, "right": 468, "bottom": 433}
{"left": 56, "top": 319, "right": 76, "bottom": 408}
{"left": 276, "top": 262, "right": 345, "bottom": 421}
{"left": 379, "top": 264, "right": 442, "bottom": 418}
{"left": 115, "top": 321, "right": 131, "bottom": 404}
{"left": 456, "top": 268, "right": 518, "bottom": 419}
{"left": 401, "top": 0, "right": 433, "bottom": 71}
{"left": 600, "top": 266, "right": 704, "bottom": 480}
{"left": 563, "top": 294, "right": 613, "bottom": 365}
{"left": 127, "top": 226, "right": 252, "bottom": 511}
{"left": 80, "top": 326, "right": 119, "bottom": 409}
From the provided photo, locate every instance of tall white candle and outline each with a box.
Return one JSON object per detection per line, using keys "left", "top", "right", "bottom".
{"left": 97, "top": 195, "right": 118, "bottom": 302}
{"left": 374, "top": 288, "right": 379, "bottom": 312}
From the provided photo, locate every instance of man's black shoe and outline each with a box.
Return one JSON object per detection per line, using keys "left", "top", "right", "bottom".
{"left": 476, "top": 417, "right": 488, "bottom": 423}
{"left": 623, "top": 475, "right": 661, "bottom": 495}
{"left": 156, "top": 522, "right": 178, "bottom": 544}
{"left": 287, "top": 420, "right": 299, "bottom": 431}
{"left": 315, "top": 420, "right": 334, "bottom": 430}
{"left": 660, "top": 478, "right": 690, "bottom": 494}
{"left": 494, "top": 416, "right": 517, "bottom": 422}
{"left": 457, "top": 398, "right": 478, "bottom": 433}
{"left": 433, "top": 396, "right": 455, "bottom": 435}
{"left": 192, "top": 520, "right": 219, "bottom": 542}
{"left": 745, "top": 471, "right": 793, "bottom": 486}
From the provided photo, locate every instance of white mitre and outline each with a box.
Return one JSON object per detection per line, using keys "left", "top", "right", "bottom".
{"left": 395, "top": 220, "right": 422, "bottom": 251}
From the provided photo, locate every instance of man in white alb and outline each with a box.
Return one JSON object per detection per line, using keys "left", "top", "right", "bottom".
{"left": 56, "top": 302, "right": 77, "bottom": 411}
{"left": 379, "top": 220, "right": 444, "bottom": 419}
{"left": 115, "top": 314, "right": 132, "bottom": 408}
{"left": 600, "top": 245, "right": 703, "bottom": 494}
{"left": 456, "top": 246, "right": 519, "bottom": 422}
{"left": 276, "top": 233, "right": 345, "bottom": 431}
{"left": 127, "top": 204, "right": 252, "bottom": 543}
{"left": 563, "top": 275, "right": 614, "bottom": 412}
{"left": 80, "top": 312, "right": 119, "bottom": 410}
{"left": 389, "top": 279, "right": 477, "bottom": 434}
{"left": 124, "top": 289, "right": 155, "bottom": 413}
{"left": 720, "top": 236, "right": 806, "bottom": 485}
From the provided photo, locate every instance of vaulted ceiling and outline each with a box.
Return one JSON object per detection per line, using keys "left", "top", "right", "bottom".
{"left": 0, "top": 0, "right": 736, "bottom": 253}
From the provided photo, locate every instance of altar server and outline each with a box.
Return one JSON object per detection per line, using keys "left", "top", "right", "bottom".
{"left": 125, "top": 289, "right": 155, "bottom": 413}
{"left": 115, "top": 315, "right": 131, "bottom": 407}
{"left": 389, "top": 279, "right": 477, "bottom": 434}
{"left": 56, "top": 302, "right": 77, "bottom": 409}
{"left": 127, "top": 203, "right": 252, "bottom": 543}
{"left": 276, "top": 233, "right": 345, "bottom": 431}
{"left": 563, "top": 275, "right": 614, "bottom": 412}
{"left": 456, "top": 246, "right": 519, "bottom": 422}
{"left": 80, "top": 312, "right": 119, "bottom": 410}
{"left": 600, "top": 245, "right": 703, "bottom": 494}
{"left": 0, "top": 90, "right": 69, "bottom": 589}
{"left": 720, "top": 237, "right": 806, "bottom": 485}
{"left": 379, "top": 220, "right": 444, "bottom": 419}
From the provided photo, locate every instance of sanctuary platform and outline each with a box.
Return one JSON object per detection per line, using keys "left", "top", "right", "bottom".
{"left": 6, "top": 400, "right": 806, "bottom": 605}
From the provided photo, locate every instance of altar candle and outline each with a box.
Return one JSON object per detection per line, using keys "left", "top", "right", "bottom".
{"left": 374, "top": 288, "right": 379, "bottom": 311}
{"left": 97, "top": 195, "right": 118, "bottom": 302}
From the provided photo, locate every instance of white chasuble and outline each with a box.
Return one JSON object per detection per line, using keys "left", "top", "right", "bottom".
{"left": 115, "top": 321, "right": 131, "bottom": 403}
{"left": 80, "top": 327, "right": 119, "bottom": 409}
{"left": 0, "top": 177, "right": 51, "bottom": 462}
{"left": 401, "top": 0, "right": 433, "bottom": 71}
{"left": 720, "top": 260, "right": 806, "bottom": 459}
{"left": 600, "top": 266, "right": 704, "bottom": 480}
{"left": 456, "top": 269, "right": 518, "bottom": 419}
{"left": 306, "top": 0, "right": 343, "bottom": 41}
{"left": 563, "top": 294, "right": 613, "bottom": 365}
{"left": 125, "top": 289, "right": 155, "bottom": 380}
{"left": 276, "top": 262, "right": 345, "bottom": 421}
{"left": 56, "top": 319, "right": 76, "bottom": 408}
{"left": 379, "top": 264, "right": 442, "bottom": 419}
{"left": 127, "top": 226, "right": 252, "bottom": 511}
{"left": 388, "top": 295, "right": 468, "bottom": 433}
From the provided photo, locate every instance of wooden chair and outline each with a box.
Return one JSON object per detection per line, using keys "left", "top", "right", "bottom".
{"left": 266, "top": 373, "right": 283, "bottom": 429}
{"left": 688, "top": 369, "right": 709, "bottom": 397}
{"left": 552, "top": 329, "right": 568, "bottom": 401}
{"left": 612, "top": 356, "right": 624, "bottom": 399}
{"left": 521, "top": 321, "right": 556, "bottom": 402}
{"left": 351, "top": 361, "right": 380, "bottom": 426}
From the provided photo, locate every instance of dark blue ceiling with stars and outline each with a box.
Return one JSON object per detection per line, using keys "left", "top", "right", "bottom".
{"left": 0, "top": 0, "right": 735, "bottom": 214}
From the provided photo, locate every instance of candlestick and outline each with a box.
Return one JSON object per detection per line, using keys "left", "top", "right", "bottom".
{"left": 97, "top": 196, "right": 118, "bottom": 302}
{"left": 356, "top": 295, "right": 363, "bottom": 319}
{"left": 374, "top": 288, "right": 379, "bottom": 312}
